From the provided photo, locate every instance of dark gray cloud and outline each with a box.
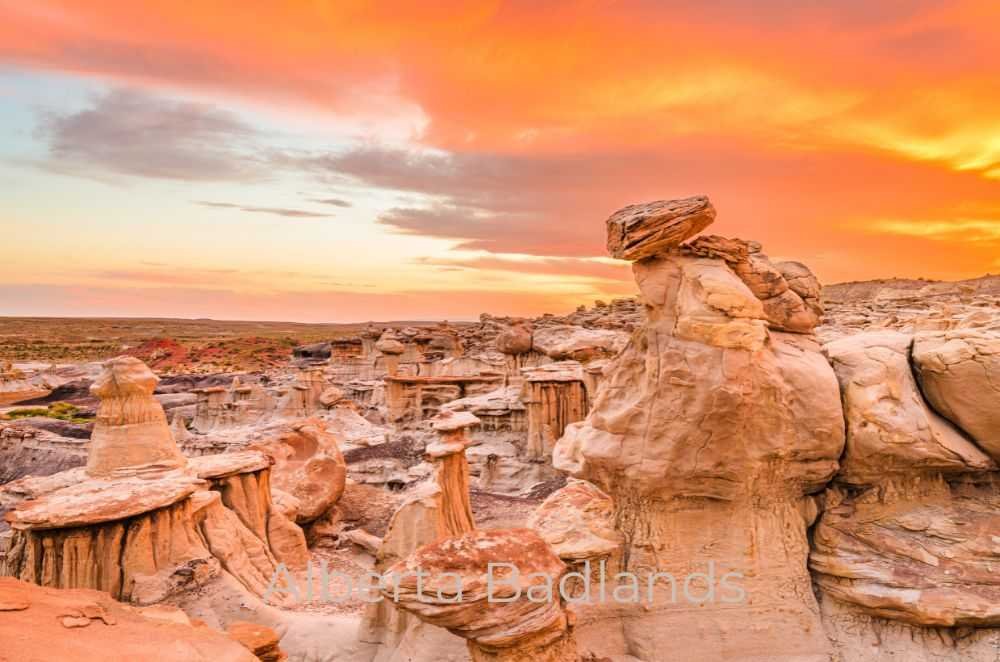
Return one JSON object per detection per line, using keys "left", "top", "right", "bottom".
{"left": 194, "top": 201, "right": 333, "bottom": 218}
{"left": 38, "top": 88, "right": 264, "bottom": 181}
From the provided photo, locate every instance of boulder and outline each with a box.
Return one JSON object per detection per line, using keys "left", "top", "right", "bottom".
{"left": 527, "top": 479, "right": 621, "bottom": 562}
{"left": 912, "top": 330, "right": 1000, "bottom": 462}
{"left": 823, "top": 331, "right": 995, "bottom": 485}
{"left": 383, "top": 528, "right": 577, "bottom": 662}
{"left": 606, "top": 195, "right": 715, "bottom": 261}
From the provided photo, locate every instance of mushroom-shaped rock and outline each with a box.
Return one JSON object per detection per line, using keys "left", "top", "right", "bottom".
{"left": 824, "top": 331, "right": 996, "bottom": 485}
{"left": 527, "top": 480, "right": 621, "bottom": 563}
{"left": 606, "top": 195, "right": 715, "bottom": 261}
{"left": 550, "top": 200, "right": 845, "bottom": 660}
{"left": 430, "top": 409, "right": 481, "bottom": 434}
{"left": 912, "top": 329, "right": 1000, "bottom": 462}
{"left": 495, "top": 322, "right": 534, "bottom": 356}
{"left": 375, "top": 330, "right": 406, "bottom": 355}
{"left": 427, "top": 409, "right": 479, "bottom": 535}
{"left": 383, "top": 528, "right": 576, "bottom": 662}
{"left": 86, "top": 356, "right": 187, "bottom": 477}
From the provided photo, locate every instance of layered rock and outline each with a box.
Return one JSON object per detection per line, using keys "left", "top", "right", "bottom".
{"left": 811, "top": 477, "right": 1000, "bottom": 627}
{"left": 606, "top": 195, "right": 715, "bottom": 261}
{"left": 359, "top": 410, "right": 480, "bottom": 658}
{"left": 553, "top": 196, "right": 845, "bottom": 660}
{"left": 521, "top": 362, "right": 590, "bottom": 460}
{"left": 383, "top": 528, "right": 577, "bottom": 662}
{"left": 2, "top": 357, "right": 308, "bottom": 606}
{"left": 527, "top": 479, "right": 621, "bottom": 563}
{"left": 86, "top": 356, "right": 187, "bottom": 476}
{"left": 812, "top": 330, "right": 1000, "bottom": 658}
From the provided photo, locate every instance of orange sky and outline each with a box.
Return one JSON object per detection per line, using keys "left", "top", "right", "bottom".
{"left": 1, "top": 1, "right": 999, "bottom": 321}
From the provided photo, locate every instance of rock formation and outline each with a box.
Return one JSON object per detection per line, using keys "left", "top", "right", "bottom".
{"left": 606, "top": 195, "right": 716, "bottom": 261}
{"left": 2, "top": 357, "right": 309, "bottom": 607}
{"left": 250, "top": 418, "right": 347, "bottom": 525}
{"left": 527, "top": 479, "right": 621, "bottom": 563}
{"left": 553, "top": 196, "right": 845, "bottom": 660}
{"left": 383, "top": 528, "right": 577, "bottom": 662}
{"left": 0, "top": 577, "right": 258, "bottom": 661}
{"left": 912, "top": 329, "right": 1000, "bottom": 461}
{"left": 811, "top": 328, "right": 1000, "bottom": 658}
{"left": 359, "top": 409, "right": 481, "bottom": 659}
{"left": 86, "top": 356, "right": 187, "bottom": 476}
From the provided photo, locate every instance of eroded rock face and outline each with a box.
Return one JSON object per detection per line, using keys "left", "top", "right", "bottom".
{"left": 823, "top": 331, "right": 995, "bottom": 485}
{"left": 384, "top": 528, "right": 576, "bottom": 662}
{"left": 250, "top": 419, "right": 346, "bottom": 524}
{"left": 495, "top": 322, "right": 533, "bottom": 356}
{"left": 553, "top": 198, "right": 845, "bottom": 660}
{"left": 811, "top": 478, "right": 1000, "bottom": 627}
{"left": 912, "top": 330, "right": 1000, "bottom": 462}
{"left": 527, "top": 479, "right": 620, "bottom": 562}
{"left": 87, "top": 356, "right": 187, "bottom": 476}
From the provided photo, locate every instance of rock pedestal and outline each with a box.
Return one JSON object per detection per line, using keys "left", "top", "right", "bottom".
{"left": 553, "top": 197, "right": 844, "bottom": 661}
{"left": 86, "top": 357, "right": 186, "bottom": 476}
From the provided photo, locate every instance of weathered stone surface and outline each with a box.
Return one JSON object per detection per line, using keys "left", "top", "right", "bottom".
{"left": 553, "top": 236, "right": 844, "bottom": 661}
{"left": 251, "top": 418, "right": 346, "bottom": 524}
{"left": 811, "top": 479, "right": 1000, "bottom": 627}
{"left": 188, "top": 450, "right": 272, "bottom": 480}
{"left": 0, "top": 578, "right": 257, "bottom": 661}
{"left": 823, "top": 331, "right": 995, "bottom": 485}
{"left": 495, "top": 322, "right": 534, "bottom": 356}
{"left": 384, "top": 528, "right": 576, "bottom": 660}
{"left": 227, "top": 620, "right": 287, "bottom": 661}
{"left": 527, "top": 479, "right": 620, "bottom": 562}
{"left": 4, "top": 490, "right": 219, "bottom": 604}
{"left": 5, "top": 470, "right": 205, "bottom": 530}
{"left": 606, "top": 196, "right": 715, "bottom": 261}
{"left": 912, "top": 330, "right": 1000, "bottom": 462}
{"left": 530, "top": 325, "right": 629, "bottom": 362}
{"left": 86, "top": 357, "right": 186, "bottom": 476}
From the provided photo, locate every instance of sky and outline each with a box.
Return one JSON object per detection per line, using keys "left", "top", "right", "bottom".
{"left": 1, "top": 1, "right": 999, "bottom": 322}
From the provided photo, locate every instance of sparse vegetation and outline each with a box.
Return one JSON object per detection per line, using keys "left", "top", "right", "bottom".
{"left": 6, "top": 402, "right": 93, "bottom": 424}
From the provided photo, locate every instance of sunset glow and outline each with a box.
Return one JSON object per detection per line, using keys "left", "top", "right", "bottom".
{"left": 2, "top": 0, "right": 999, "bottom": 321}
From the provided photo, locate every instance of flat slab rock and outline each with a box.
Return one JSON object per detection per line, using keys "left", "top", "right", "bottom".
{"left": 606, "top": 195, "right": 715, "bottom": 261}
{"left": 187, "top": 450, "right": 272, "bottom": 480}
{"left": 0, "top": 577, "right": 256, "bottom": 661}
{"left": 5, "top": 470, "right": 206, "bottom": 530}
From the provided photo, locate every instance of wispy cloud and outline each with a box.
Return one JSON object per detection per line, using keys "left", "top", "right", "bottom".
{"left": 868, "top": 218, "right": 1000, "bottom": 242}
{"left": 194, "top": 201, "right": 333, "bottom": 218}
{"left": 308, "top": 197, "right": 352, "bottom": 207}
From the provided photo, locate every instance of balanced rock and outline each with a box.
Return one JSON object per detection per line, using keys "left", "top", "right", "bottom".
{"left": 606, "top": 195, "right": 715, "bottom": 260}
{"left": 552, "top": 201, "right": 845, "bottom": 660}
